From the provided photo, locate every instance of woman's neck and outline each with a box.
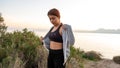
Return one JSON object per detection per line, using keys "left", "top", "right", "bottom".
{"left": 54, "top": 22, "right": 61, "bottom": 27}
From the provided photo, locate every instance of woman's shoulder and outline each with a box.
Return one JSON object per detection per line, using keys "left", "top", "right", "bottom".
{"left": 62, "top": 24, "right": 71, "bottom": 30}
{"left": 63, "top": 24, "right": 70, "bottom": 27}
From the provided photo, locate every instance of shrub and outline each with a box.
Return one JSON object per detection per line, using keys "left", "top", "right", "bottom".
{"left": 0, "top": 48, "right": 7, "bottom": 62}
{"left": 67, "top": 46, "right": 85, "bottom": 68}
{"left": 70, "top": 46, "right": 84, "bottom": 58}
{"left": 0, "top": 28, "right": 42, "bottom": 68}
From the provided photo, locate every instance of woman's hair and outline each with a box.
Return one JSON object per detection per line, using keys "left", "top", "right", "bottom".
{"left": 47, "top": 8, "right": 60, "bottom": 18}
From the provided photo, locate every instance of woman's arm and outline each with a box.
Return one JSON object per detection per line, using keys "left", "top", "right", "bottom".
{"left": 67, "top": 25, "right": 75, "bottom": 46}
{"left": 62, "top": 24, "right": 75, "bottom": 46}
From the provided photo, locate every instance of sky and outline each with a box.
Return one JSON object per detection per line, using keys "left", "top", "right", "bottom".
{"left": 0, "top": 0, "right": 120, "bottom": 30}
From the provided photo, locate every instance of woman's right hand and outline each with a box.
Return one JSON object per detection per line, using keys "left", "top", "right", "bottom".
{"left": 40, "top": 36, "right": 43, "bottom": 42}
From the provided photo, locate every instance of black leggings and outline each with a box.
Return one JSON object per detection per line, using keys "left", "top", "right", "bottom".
{"left": 47, "top": 49, "right": 65, "bottom": 68}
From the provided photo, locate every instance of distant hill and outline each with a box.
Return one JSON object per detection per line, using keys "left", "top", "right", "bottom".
{"left": 74, "top": 28, "right": 120, "bottom": 34}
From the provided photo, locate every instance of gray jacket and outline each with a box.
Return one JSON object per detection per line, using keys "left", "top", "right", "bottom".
{"left": 43, "top": 24, "right": 75, "bottom": 65}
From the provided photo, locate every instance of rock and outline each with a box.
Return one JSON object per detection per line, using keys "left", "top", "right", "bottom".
{"left": 113, "top": 56, "right": 120, "bottom": 64}
{"left": 83, "top": 51, "right": 102, "bottom": 60}
{"left": 66, "top": 58, "right": 80, "bottom": 68}
{"left": 84, "top": 59, "right": 120, "bottom": 68}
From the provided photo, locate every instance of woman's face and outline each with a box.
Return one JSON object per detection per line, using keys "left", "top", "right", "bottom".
{"left": 48, "top": 15, "right": 60, "bottom": 26}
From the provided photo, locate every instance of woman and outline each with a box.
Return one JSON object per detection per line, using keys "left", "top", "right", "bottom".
{"left": 40, "top": 8, "right": 75, "bottom": 68}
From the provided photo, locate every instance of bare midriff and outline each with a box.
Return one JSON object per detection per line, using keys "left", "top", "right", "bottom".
{"left": 50, "top": 41, "right": 63, "bottom": 50}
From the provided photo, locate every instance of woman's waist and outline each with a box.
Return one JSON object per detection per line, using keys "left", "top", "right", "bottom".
{"left": 50, "top": 41, "right": 63, "bottom": 49}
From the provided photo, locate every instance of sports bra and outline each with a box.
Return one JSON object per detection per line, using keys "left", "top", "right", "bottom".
{"left": 49, "top": 23, "right": 63, "bottom": 43}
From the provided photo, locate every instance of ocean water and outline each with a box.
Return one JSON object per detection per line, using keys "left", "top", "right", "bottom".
{"left": 74, "top": 32, "right": 120, "bottom": 59}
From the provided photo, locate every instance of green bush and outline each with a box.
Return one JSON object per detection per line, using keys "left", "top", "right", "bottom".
{"left": 0, "top": 48, "right": 7, "bottom": 62}
{"left": 67, "top": 46, "right": 85, "bottom": 68}
{"left": 70, "top": 46, "right": 84, "bottom": 58}
{"left": 0, "top": 28, "right": 42, "bottom": 68}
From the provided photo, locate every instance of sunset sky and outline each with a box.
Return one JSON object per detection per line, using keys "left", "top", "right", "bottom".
{"left": 0, "top": 0, "right": 120, "bottom": 30}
